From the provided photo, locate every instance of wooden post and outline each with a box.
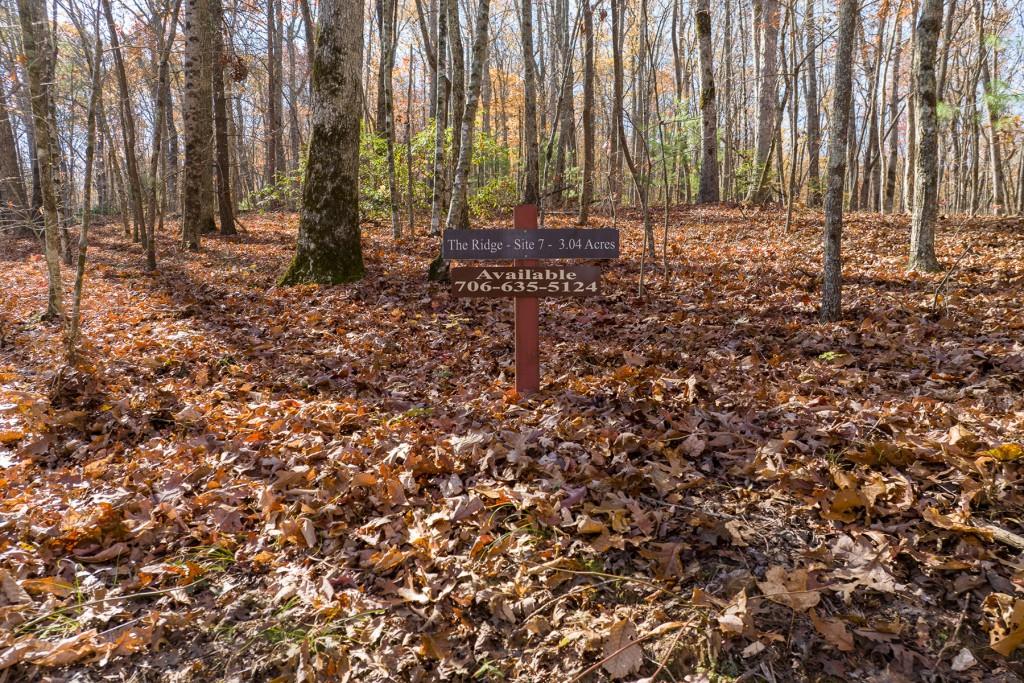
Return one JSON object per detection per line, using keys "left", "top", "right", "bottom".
{"left": 514, "top": 204, "right": 540, "bottom": 394}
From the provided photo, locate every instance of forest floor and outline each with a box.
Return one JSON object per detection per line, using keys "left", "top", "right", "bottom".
{"left": 0, "top": 207, "right": 1023, "bottom": 682}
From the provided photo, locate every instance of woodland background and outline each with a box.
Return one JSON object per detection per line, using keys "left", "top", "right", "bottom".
{"left": 1, "top": 0, "right": 1024, "bottom": 679}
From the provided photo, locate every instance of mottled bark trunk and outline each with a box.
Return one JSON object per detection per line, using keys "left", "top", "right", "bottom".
{"left": 883, "top": 21, "right": 902, "bottom": 213}
{"left": 447, "top": 0, "right": 465, "bottom": 200}
{"left": 577, "top": 0, "right": 594, "bottom": 225}
{"left": 695, "top": 0, "right": 719, "bottom": 204}
{"left": 909, "top": 0, "right": 942, "bottom": 272}
{"left": 17, "top": 0, "right": 62, "bottom": 319}
{"left": 444, "top": 0, "right": 490, "bottom": 232}
{"left": 378, "top": 0, "right": 400, "bottom": 238}
{"left": 520, "top": 0, "right": 540, "bottom": 204}
{"left": 747, "top": 0, "right": 778, "bottom": 203}
{"left": 428, "top": 0, "right": 449, "bottom": 235}
{"left": 182, "top": 0, "right": 217, "bottom": 248}
{"left": 804, "top": 0, "right": 821, "bottom": 206}
{"left": 212, "top": 0, "right": 235, "bottom": 235}
{"left": 821, "top": 0, "right": 858, "bottom": 322}
{"left": 280, "top": 0, "right": 364, "bottom": 285}
{"left": 975, "top": 0, "right": 1005, "bottom": 215}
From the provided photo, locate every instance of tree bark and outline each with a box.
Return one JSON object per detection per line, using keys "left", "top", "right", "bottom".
{"left": 577, "top": 0, "right": 594, "bottom": 225}
{"left": 17, "top": 0, "right": 62, "bottom": 319}
{"left": 975, "top": 0, "right": 1005, "bottom": 214}
{"left": 520, "top": 0, "right": 540, "bottom": 204}
{"left": 69, "top": 28, "right": 104, "bottom": 355}
{"left": 821, "top": 0, "right": 859, "bottom": 321}
{"left": 883, "top": 20, "right": 902, "bottom": 212}
{"left": 182, "top": 0, "right": 217, "bottom": 248}
{"left": 428, "top": 0, "right": 449, "bottom": 235}
{"left": 444, "top": 0, "right": 490, "bottom": 233}
{"left": 0, "top": 82, "right": 27, "bottom": 215}
{"left": 909, "top": 0, "right": 942, "bottom": 272}
{"left": 804, "top": 0, "right": 821, "bottom": 206}
{"left": 747, "top": 0, "right": 779, "bottom": 204}
{"left": 280, "top": 0, "right": 364, "bottom": 284}
{"left": 212, "top": 0, "right": 235, "bottom": 235}
{"left": 102, "top": 0, "right": 147, "bottom": 245}
{"left": 695, "top": 0, "right": 719, "bottom": 203}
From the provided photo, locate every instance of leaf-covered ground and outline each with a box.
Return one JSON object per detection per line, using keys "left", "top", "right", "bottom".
{"left": 1, "top": 208, "right": 1022, "bottom": 682}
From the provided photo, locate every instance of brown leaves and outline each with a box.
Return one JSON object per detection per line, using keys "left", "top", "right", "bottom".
{"left": 602, "top": 618, "right": 643, "bottom": 679}
{"left": 983, "top": 593, "right": 1024, "bottom": 657}
{"left": 756, "top": 566, "right": 821, "bottom": 612}
{"left": 2, "top": 210, "right": 1024, "bottom": 679}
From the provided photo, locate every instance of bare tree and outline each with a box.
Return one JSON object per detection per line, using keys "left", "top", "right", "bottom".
{"left": 16, "top": 0, "right": 62, "bottom": 319}
{"left": 821, "top": 0, "right": 859, "bottom": 321}
{"left": 909, "top": 0, "right": 943, "bottom": 272}
{"left": 695, "top": 0, "right": 719, "bottom": 203}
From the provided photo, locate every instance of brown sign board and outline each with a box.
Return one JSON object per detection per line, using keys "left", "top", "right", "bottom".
{"left": 451, "top": 265, "right": 601, "bottom": 298}
{"left": 442, "top": 228, "right": 619, "bottom": 260}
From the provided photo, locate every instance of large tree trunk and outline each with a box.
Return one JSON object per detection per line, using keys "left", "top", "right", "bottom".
{"left": 265, "top": 0, "right": 286, "bottom": 184}
{"left": 182, "top": 0, "right": 217, "bottom": 249}
{"left": 378, "top": 0, "right": 400, "bottom": 238}
{"left": 821, "top": 0, "right": 859, "bottom": 321}
{"left": 280, "top": 0, "right": 364, "bottom": 285}
{"left": 444, "top": 0, "right": 490, "bottom": 232}
{"left": 520, "top": 0, "right": 540, "bottom": 204}
{"left": 746, "top": 0, "right": 778, "bottom": 204}
{"left": 211, "top": 0, "right": 235, "bottom": 235}
{"left": 883, "top": 20, "right": 902, "bottom": 212}
{"left": 428, "top": 0, "right": 448, "bottom": 235}
{"left": 609, "top": 0, "right": 624, "bottom": 206}
{"left": 17, "top": 0, "right": 62, "bottom": 319}
{"left": 577, "top": 0, "right": 594, "bottom": 225}
{"left": 695, "top": 0, "right": 719, "bottom": 203}
{"left": 903, "top": 0, "right": 919, "bottom": 213}
{"left": 909, "top": 0, "right": 942, "bottom": 272}
{"left": 447, "top": 0, "right": 465, "bottom": 204}
{"left": 975, "top": 0, "right": 1005, "bottom": 215}
{"left": 804, "top": 0, "right": 821, "bottom": 206}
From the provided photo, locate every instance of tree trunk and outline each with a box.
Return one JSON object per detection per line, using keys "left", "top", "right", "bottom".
{"left": 975, "top": 0, "right": 1005, "bottom": 215}
{"left": 577, "top": 0, "right": 594, "bottom": 225}
{"left": 102, "top": 0, "right": 147, "bottom": 244}
{"left": 821, "top": 0, "right": 858, "bottom": 321}
{"left": 0, "top": 82, "right": 27, "bottom": 216}
{"left": 280, "top": 0, "right": 364, "bottom": 285}
{"left": 903, "top": 0, "right": 919, "bottom": 213}
{"left": 378, "top": 0, "right": 400, "bottom": 238}
{"left": 445, "top": 0, "right": 490, "bottom": 233}
{"left": 17, "top": 0, "right": 62, "bottom": 319}
{"left": 212, "top": 0, "right": 235, "bottom": 235}
{"left": 182, "top": 0, "right": 217, "bottom": 249}
{"left": 520, "top": 0, "right": 540, "bottom": 204}
{"left": 883, "top": 20, "right": 902, "bottom": 212}
{"left": 804, "top": 0, "right": 821, "bottom": 206}
{"left": 909, "top": 0, "right": 942, "bottom": 272}
{"left": 447, "top": 0, "right": 465, "bottom": 204}
{"left": 69, "top": 28, "right": 104, "bottom": 355}
{"left": 428, "top": 0, "right": 449, "bottom": 235}
{"left": 747, "top": 0, "right": 778, "bottom": 204}
{"left": 695, "top": 0, "right": 719, "bottom": 203}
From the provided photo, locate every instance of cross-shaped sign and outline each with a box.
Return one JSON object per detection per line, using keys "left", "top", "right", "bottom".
{"left": 443, "top": 204, "right": 620, "bottom": 395}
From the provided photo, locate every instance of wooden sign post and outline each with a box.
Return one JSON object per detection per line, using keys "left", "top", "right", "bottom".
{"left": 513, "top": 204, "right": 540, "bottom": 395}
{"left": 443, "top": 204, "right": 618, "bottom": 395}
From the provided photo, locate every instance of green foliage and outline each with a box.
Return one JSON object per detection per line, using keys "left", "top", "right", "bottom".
{"left": 246, "top": 121, "right": 517, "bottom": 219}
